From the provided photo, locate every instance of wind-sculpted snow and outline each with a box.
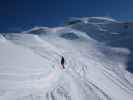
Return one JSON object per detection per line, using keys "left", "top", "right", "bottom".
{"left": 0, "top": 17, "right": 133, "bottom": 100}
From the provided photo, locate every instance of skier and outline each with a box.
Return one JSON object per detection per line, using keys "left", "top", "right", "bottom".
{"left": 61, "top": 56, "right": 65, "bottom": 69}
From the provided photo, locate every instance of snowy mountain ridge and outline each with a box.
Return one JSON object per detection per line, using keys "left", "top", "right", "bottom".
{"left": 0, "top": 17, "right": 133, "bottom": 100}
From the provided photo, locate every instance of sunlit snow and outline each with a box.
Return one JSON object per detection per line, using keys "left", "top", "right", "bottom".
{"left": 0, "top": 17, "right": 133, "bottom": 100}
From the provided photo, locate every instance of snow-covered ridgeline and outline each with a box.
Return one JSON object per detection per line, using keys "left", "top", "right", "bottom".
{"left": 0, "top": 17, "right": 133, "bottom": 100}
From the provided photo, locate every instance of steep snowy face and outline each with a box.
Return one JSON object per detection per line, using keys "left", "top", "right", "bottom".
{"left": 66, "top": 17, "right": 133, "bottom": 41}
{"left": 67, "top": 17, "right": 133, "bottom": 72}
{"left": 0, "top": 17, "right": 133, "bottom": 100}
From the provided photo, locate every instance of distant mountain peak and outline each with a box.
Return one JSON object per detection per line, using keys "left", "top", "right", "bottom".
{"left": 65, "top": 16, "right": 118, "bottom": 25}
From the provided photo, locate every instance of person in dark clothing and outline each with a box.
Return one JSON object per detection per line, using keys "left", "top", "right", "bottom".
{"left": 61, "top": 56, "right": 65, "bottom": 69}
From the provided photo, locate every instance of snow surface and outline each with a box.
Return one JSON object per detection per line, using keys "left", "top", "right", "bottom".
{"left": 0, "top": 17, "right": 133, "bottom": 100}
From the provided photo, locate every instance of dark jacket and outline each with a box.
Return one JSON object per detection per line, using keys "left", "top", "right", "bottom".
{"left": 61, "top": 56, "right": 65, "bottom": 65}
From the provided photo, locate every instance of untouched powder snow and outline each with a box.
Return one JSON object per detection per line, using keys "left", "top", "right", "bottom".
{"left": 0, "top": 17, "right": 133, "bottom": 100}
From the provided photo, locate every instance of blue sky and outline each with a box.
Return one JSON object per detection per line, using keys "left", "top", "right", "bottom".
{"left": 0, "top": 0, "right": 133, "bottom": 32}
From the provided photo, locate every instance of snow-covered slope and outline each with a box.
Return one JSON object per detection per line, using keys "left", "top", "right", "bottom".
{"left": 0, "top": 17, "right": 133, "bottom": 100}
